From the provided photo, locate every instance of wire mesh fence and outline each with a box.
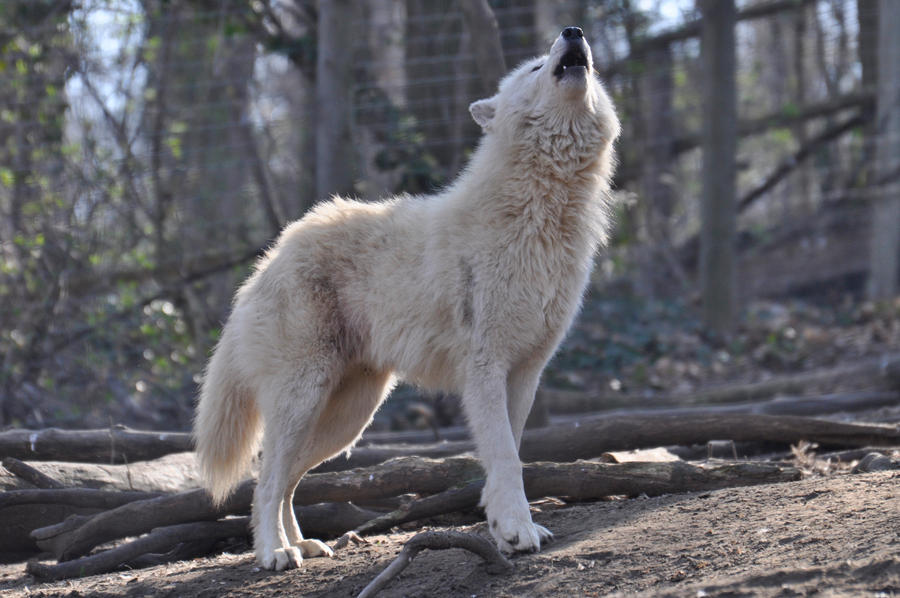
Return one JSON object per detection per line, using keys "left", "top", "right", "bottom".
{"left": 0, "top": 0, "right": 896, "bottom": 429}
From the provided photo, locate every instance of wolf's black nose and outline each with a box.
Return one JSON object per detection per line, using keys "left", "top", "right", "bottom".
{"left": 562, "top": 27, "right": 583, "bottom": 40}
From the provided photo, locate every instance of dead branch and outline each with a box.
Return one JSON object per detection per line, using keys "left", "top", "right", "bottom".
{"left": 615, "top": 90, "right": 874, "bottom": 186}
{"left": 30, "top": 484, "right": 251, "bottom": 561}
{"left": 356, "top": 531, "right": 512, "bottom": 598}
{"left": 739, "top": 113, "right": 867, "bottom": 211}
{"left": 1, "top": 488, "right": 162, "bottom": 554}
{"left": 26, "top": 518, "right": 250, "bottom": 581}
{"left": 2, "top": 457, "right": 64, "bottom": 489}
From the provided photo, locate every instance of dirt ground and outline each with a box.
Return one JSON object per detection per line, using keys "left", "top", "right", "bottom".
{"left": 1, "top": 469, "right": 897, "bottom": 598}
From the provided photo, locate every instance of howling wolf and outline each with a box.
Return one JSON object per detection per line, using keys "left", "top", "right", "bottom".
{"left": 194, "top": 26, "right": 619, "bottom": 570}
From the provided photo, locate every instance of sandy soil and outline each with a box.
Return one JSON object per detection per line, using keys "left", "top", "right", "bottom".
{"left": 1, "top": 469, "right": 897, "bottom": 598}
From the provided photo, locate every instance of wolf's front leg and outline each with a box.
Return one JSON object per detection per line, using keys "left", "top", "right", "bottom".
{"left": 463, "top": 362, "right": 552, "bottom": 553}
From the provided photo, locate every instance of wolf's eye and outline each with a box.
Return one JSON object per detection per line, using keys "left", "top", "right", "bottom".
{"left": 531, "top": 64, "right": 542, "bottom": 72}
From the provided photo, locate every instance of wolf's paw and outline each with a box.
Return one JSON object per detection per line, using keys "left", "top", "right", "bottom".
{"left": 258, "top": 546, "right": 303, "bottom": 571}
{"left": 488, "top": 508, "right": 550, "bottom": 554}
{"left": 296, "top": 538, "right": 334, "bottom": 558}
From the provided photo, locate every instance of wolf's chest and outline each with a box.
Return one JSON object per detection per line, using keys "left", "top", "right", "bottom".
{"left": 488, "top": 243, "right": 592, "bottom": 352}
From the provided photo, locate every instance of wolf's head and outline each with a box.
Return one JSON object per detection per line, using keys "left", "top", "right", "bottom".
{"left": 468, "top": 27, "right": 619, "bottom": 175}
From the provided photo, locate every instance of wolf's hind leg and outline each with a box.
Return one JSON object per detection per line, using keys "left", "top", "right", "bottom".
{"left": 253, "top": 369, "right": 337, "bottom": 571}
{"left": 280, "top": 366, "right": 395, "bottom": 557}
{"left": 281, "top": 487, "right": 333, "bottom": 558}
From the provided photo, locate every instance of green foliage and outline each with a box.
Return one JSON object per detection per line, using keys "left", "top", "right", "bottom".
{"left": 357, "top": 88, "right": 446, "bottom": 194}
{"left": 547, "top": 295, "right": 706, "bottom": 390}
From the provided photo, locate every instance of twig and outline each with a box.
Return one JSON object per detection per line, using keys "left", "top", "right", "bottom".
{"left": 2, "top": 457, "right": 65, "bottom": 489}
{"left": 356, "top": 531, "right": 512, "bottom": 598}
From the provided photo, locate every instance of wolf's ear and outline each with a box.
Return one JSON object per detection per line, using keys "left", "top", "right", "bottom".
{"left": 469, "top": 97, "right": 497, "bottom": 130}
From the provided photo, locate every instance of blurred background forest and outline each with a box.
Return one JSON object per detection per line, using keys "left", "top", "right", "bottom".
{"left": 1, "top": 0, "right": 898, "bottom": 432}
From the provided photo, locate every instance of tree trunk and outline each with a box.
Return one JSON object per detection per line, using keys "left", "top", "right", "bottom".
{"left": 357, "top": 0, "right": 407, "bottom": 198}
{"left": 867, "top": 0, "right": 900, "bottom": 300}
{"left": 315, "top": 0, "right": 357, "bottom": 200}
{"left": 699, "top": 0, "right": 737, "bottom": 334}
{"left": 459, "top": 0, "right": 507, "bottom": 95}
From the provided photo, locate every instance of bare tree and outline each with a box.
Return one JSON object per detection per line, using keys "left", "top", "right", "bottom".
{"left": 699, "top": 0, "right": 737, "bottom": 334}
{"left": 459, "top": 0, "right": 507, "bottom": 95}
{"left": 315, "top": 0, "right": 357, "bottom": 199}
{"left": 867, "top": 0, "right": 900, "bottom": 300}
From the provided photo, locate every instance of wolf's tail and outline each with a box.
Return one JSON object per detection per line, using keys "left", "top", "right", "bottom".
{"left": 193, "top": 328, "right": 261, "bottom": 506}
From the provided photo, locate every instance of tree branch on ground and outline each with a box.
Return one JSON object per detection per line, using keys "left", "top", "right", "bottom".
{"left": 356, "top": 531, "right": 513, "bottom": 598}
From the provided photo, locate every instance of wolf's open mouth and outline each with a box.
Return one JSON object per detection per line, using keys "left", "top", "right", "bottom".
{"left": 553, "top": 46, "right": 588, "bottom": 78}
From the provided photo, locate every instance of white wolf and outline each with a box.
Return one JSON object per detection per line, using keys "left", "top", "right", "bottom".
{"left": 194, "top": 27, "right": 619, "bottom": 571}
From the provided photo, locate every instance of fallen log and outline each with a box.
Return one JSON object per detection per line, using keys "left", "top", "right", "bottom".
{"left": 0, "top": 452, "right": 202, "bottom": 493}
{"left": 272, "top": 412, "right": 900, "bottom": 474}
{"left": 31, "top": 457, "right": 798, "bottom": 561}
{"left": 537, "top": 353, "right": 900, "bottom": 414}
{"left": 545, "top": 390, "right": 900, "bottom": 421}
{"left": 518, "top": 414, "right": 900, "bottom": 463}
{"left": 0, "top": 427, "right": 192, "bottom": 464}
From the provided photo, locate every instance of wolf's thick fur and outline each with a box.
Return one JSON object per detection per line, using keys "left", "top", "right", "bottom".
{"left": 194, "top": 29, "right": 619, "bottom": 570}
